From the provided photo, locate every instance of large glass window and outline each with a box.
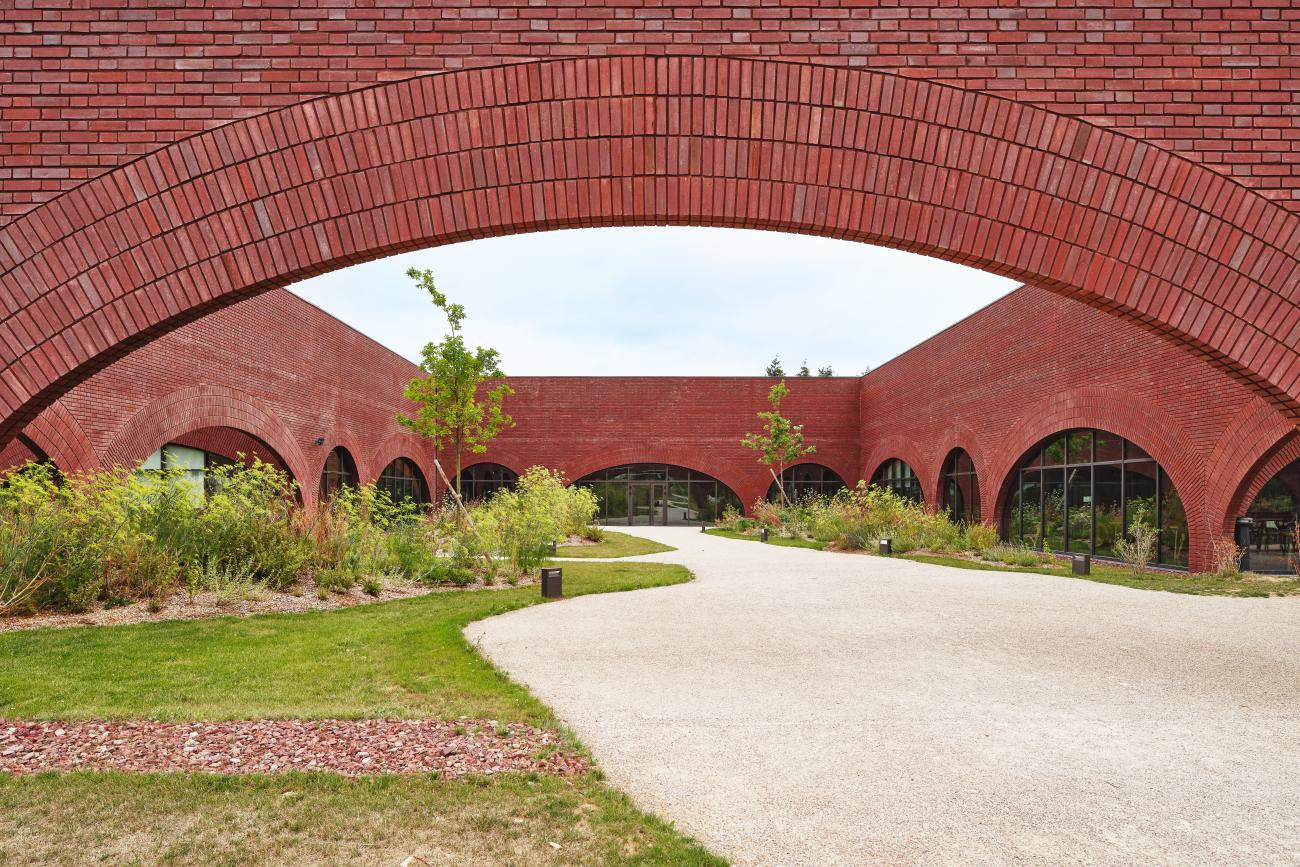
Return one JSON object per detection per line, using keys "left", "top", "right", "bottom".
{"left": 1243, "top": 456, "right": 1300, "bottom": 573}
{"left": 1006, "top": 429, "right": 1187, "bottom": 569}
{"left": 940, "top": 449, "right": 980, "bottom": 523}
{"left": 766, "top": 463, "right": 847, "bottom": 502}
{"left": 377, "top": 457, "right": 428, "bottom": 504}
{"left": 871, "top": 458, "right": 922, "bottom": 503}
{"left": 575, "top": 464, "right": 742, "bottom": 525}
{"left": 457, "top": 463, "right": 517, "bottom": 502}
{"left": 138, "top": 443, "right": 237, "bottom": 502}
{"left": 320, "top": 446, "right": 357, "bottom": 499}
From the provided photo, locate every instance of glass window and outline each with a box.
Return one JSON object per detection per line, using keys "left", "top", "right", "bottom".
{"left": 1242, "top": 455, "right": 1300, "bottom": 573}
{"left": 1066, "top": 465, "right": 1092, "bottom": 554}
{"left": 457, "top": 463, "right": 517, "bottom": 502}
{"left": 940, "top": 449, "right": 980, "bottom": 523}
{"left": 871, "top": 459, "right": 922, "bottom": 503}
{"left": 766, "top": 463, "right": 847, "bottom": 503}
{"left": 320, "top": 446, "right": 357, "bottom": 499}
{"left": 378, "top": 457, "right": 428, "bottom": 505}
{"left": 575, "top": 464, "right": 741, "bottom": 526}
{"left": 1003, "top": 429, "right": 1186, "bottom": 569}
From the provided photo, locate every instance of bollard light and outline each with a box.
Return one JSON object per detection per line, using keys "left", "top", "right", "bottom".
{"left": 540, "top": 567, "right": 563, "bottom": 598}
{"left": 761, "top": 527, "right": 769, "bottom": 543}
{"left": 1071, "top": 554, "right": 1091, "bottom": 576}
{"left": 549, "top": 539, "right": 557, "bottom": 556}
{"left": 701, "top": 521, "right": 707, "bottom": 533}
{"left": 879, "top": 538, "right": 892, "bottom": 555}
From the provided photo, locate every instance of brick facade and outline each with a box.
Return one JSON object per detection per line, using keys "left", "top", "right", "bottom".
{"left": 1, "top": 5, "right": 1297, "bottom": 572}
{"left": 7, "top": 282, "right": 1298, "bottom": 571}
{"left": 3, "top": 2, "right": 1298, "bottom": 224}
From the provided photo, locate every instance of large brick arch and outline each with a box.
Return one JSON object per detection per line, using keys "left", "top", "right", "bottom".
{"left": 1, "top": 56, "right": 1299, "bottom": 450}
{"left": 986, "top": 387, "right": 1209, "bottom": 569}
{"left": 102, "top": 385, "right": 311, "bottom": 493}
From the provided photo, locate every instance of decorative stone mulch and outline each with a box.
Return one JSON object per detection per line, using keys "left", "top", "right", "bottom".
{"left": 0, "top": 719, "right": 587, "bottom": 779}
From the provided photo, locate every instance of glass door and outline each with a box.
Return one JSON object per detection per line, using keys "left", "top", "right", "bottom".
{"left": 630, "top": 483, "right": 666, "bottom": 525}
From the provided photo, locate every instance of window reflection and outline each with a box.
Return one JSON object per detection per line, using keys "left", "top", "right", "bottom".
{"left": 766, "top": 463, "right": 847, "bottom": 502}
{"left": 320, "top": 446, "right": 358, "bottom": 499}
{"left": 457, "top": 463, "right": 518, "bottom": 502}
{"left": 575, "top": 464, "right": 742, "bottom": 525}
{"left": 377, "top": 457, "right": 428, "bottom": 504}
{"left": 871, "top": 458, "right": 922, "bottom": 503}
{"left": 1243, "top": 455, "right": 1300, "bottom": 573}
{"left": 940, "top": 449, "right": 980, "bottom": 523}
{"left": 1006, "top": 429, "right": 1187, "bottom": 569}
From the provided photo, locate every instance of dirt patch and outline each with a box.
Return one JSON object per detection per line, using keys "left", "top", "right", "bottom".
{"left": 0, "top": 576, "right": 533, "bottom": 635}
{"left": 0, "top": 718, "right": 586, "bottom": 779}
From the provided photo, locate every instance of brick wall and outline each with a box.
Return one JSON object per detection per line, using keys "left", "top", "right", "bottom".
{"left": 7, "top": 279, "right": 1296, "bottom": 571}
{"left": 3, "top": 1, "right": 1298, "bottom": 225}
{"left": 475, "top": 375, "right": 863, "bottom": 508}
{"left": 14, "top": 288, "right": 435, "bottom": 507}
{"left": 859, "top": 284, "right": 1299, "bottom": 571}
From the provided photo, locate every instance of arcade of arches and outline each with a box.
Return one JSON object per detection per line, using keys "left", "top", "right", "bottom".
{"left": 2, "top": 6, "right": 1300, "bottom": 575}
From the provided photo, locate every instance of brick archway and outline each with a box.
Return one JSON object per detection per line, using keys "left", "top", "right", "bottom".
{"left": 103, "top": 385, "right": 311, "bottom": 492}
{"left": 1, "top": 56, "right": 1299, "bottom": 449}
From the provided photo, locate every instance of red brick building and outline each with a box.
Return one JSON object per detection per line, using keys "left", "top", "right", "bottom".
{"left": 2, "top": 3, "right": 1299, "bottom": 574}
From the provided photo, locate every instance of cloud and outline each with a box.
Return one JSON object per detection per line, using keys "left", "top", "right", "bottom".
{"left": 287, "top": 227, "right": 1017, "bottom": 376}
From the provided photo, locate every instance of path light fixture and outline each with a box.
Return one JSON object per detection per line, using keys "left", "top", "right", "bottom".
{"left": 540, "top": 567, "right": 563, "bottom": 598}
{"left": 701, "top": 521, "right": 707, "bottom": 533}
{"left": 1072, "top": 554, "right": 1091, "bottom": 576}
{"left": 549, "top": 539, "right": 557, "bottom": 556}
{"left": 879, "top": 538, "right": 892, "bottom": 555}
{"left": 761, "top": 528, "right": 769, "bottom": 543}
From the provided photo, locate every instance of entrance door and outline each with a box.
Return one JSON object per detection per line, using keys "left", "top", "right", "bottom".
{"left": 630, "top": 483, "right": 666, "bottom": 525}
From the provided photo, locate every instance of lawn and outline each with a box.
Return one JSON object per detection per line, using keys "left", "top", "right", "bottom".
{"left": 0, "top": 771, "right": 722, "bottom": 866}
{"left": 905, "top": 552, "right": 1300, "bottom": 597}
{"left": 704, "top": 527, "right": 826, "bottom": 550}
{"left": 0, "top": 560, "right": 723, "bottom": 865}
{"left": 0, "top": 562, "right": 690, "bottom": 723}
{"left": 556, "top": 530, "right": 676, "bottom": 559}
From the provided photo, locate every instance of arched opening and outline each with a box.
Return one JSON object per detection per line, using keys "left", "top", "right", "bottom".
{"left": 940, "top": 449, "right": 980, "bottom": 524}
{"left": 871, "top": 459, "right": 922, "bottom": 504}
{"left": 457, "top": 463, "right": 518, "bottom": 502}
{"left": 377, "top": 457, "right": 429, "bottom": 505}
{"left": 1004, "top": 429, "right": 1188, "bottom": 569}
{"left": 139, "top": 427, "right": 296, "bottom": 501}
{"left": 574, "top": 464, "right": 742, "bottom": 526}
{"left": 320, "top": 446, "right": 358, "bottom": 499}
{"left": 1242, "top": 456, "right": 1300, "bottom": 574}
{"left": 766, "top": 464, "right": 847, "bottom": 503}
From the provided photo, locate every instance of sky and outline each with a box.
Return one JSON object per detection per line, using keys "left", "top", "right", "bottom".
{"left": 287, "top": 226, "right": 1017, "bottom": 377}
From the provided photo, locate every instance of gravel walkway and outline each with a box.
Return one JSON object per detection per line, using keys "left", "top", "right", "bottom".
{"left": 467, "top": 527, "right": 1300, "bottom": 866}
{"left": 0, "top": 719, "right": 586, "bottom": 778}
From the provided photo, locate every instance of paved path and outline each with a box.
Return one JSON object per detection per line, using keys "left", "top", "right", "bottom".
{"left": 466, "top": 529, "right": 1300, "bottom": 865}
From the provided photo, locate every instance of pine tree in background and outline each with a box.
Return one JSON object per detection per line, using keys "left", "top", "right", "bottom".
{"left": 765, "top": 355, "right": 785, "bottom": 377}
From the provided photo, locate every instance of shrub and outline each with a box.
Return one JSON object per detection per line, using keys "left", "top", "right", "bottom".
{"left": 980, "top": 544, "right": 1045, "bottom": 568}
{"left": 1209, "top": 538, "right": 1244, "bottom": 577}
{"left": 1116, "top": 507, "right": 1159, "bottom": 573}
{"left": 472, "top": 466, "right": 597, "bottom": 576}
{"left": 963, "top": 522, "right": 999, "bottom": 554}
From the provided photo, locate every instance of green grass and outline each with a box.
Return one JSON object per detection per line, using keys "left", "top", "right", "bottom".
{"left": 0, "top": 561, "right": 723, "bottom": 865}
{"left": 704, "top": 527, "right": 826, "bottom": 550}
{"left": 0, "top": 561, "right": 691, "bottom": 723}
{"left": 905, "top": 552, "right": 1300, "bottom": 597}
{"left": 556, "top": 530, "right": 676, "bottom": 559}
{"left": 0, "top": 771, "right": 724, "bottom": 866}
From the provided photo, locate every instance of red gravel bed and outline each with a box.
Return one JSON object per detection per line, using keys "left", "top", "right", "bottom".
{"left": 0, "top": 719, "right": 587, "bottom": 779}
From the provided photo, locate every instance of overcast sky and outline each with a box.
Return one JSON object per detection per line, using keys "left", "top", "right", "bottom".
{"left": 287, "top": 227, "right": 1017, "bottom": 377}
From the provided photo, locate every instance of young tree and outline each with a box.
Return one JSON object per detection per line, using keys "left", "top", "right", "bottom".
{"left": 397, "top": 268, "right": 514, "bottom": 495}
{"left": 797, "top": 360, "right": 811, "bottom": 377}
{"left": 741, "top": 380, "right": 816, "bottom": 505}
{"left": 765, "top": 355, "right": 785, "bottom": 377}
{"left": 817, "top": 365, "right": 834, "bottom": 377}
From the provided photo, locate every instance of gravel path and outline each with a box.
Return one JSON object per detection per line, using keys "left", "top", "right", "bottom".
{"left": 0, "top": 719, "right": 585, "bottom": 778}
{"left": 467, "top": 528, "right": 1300, "bottom": 866}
